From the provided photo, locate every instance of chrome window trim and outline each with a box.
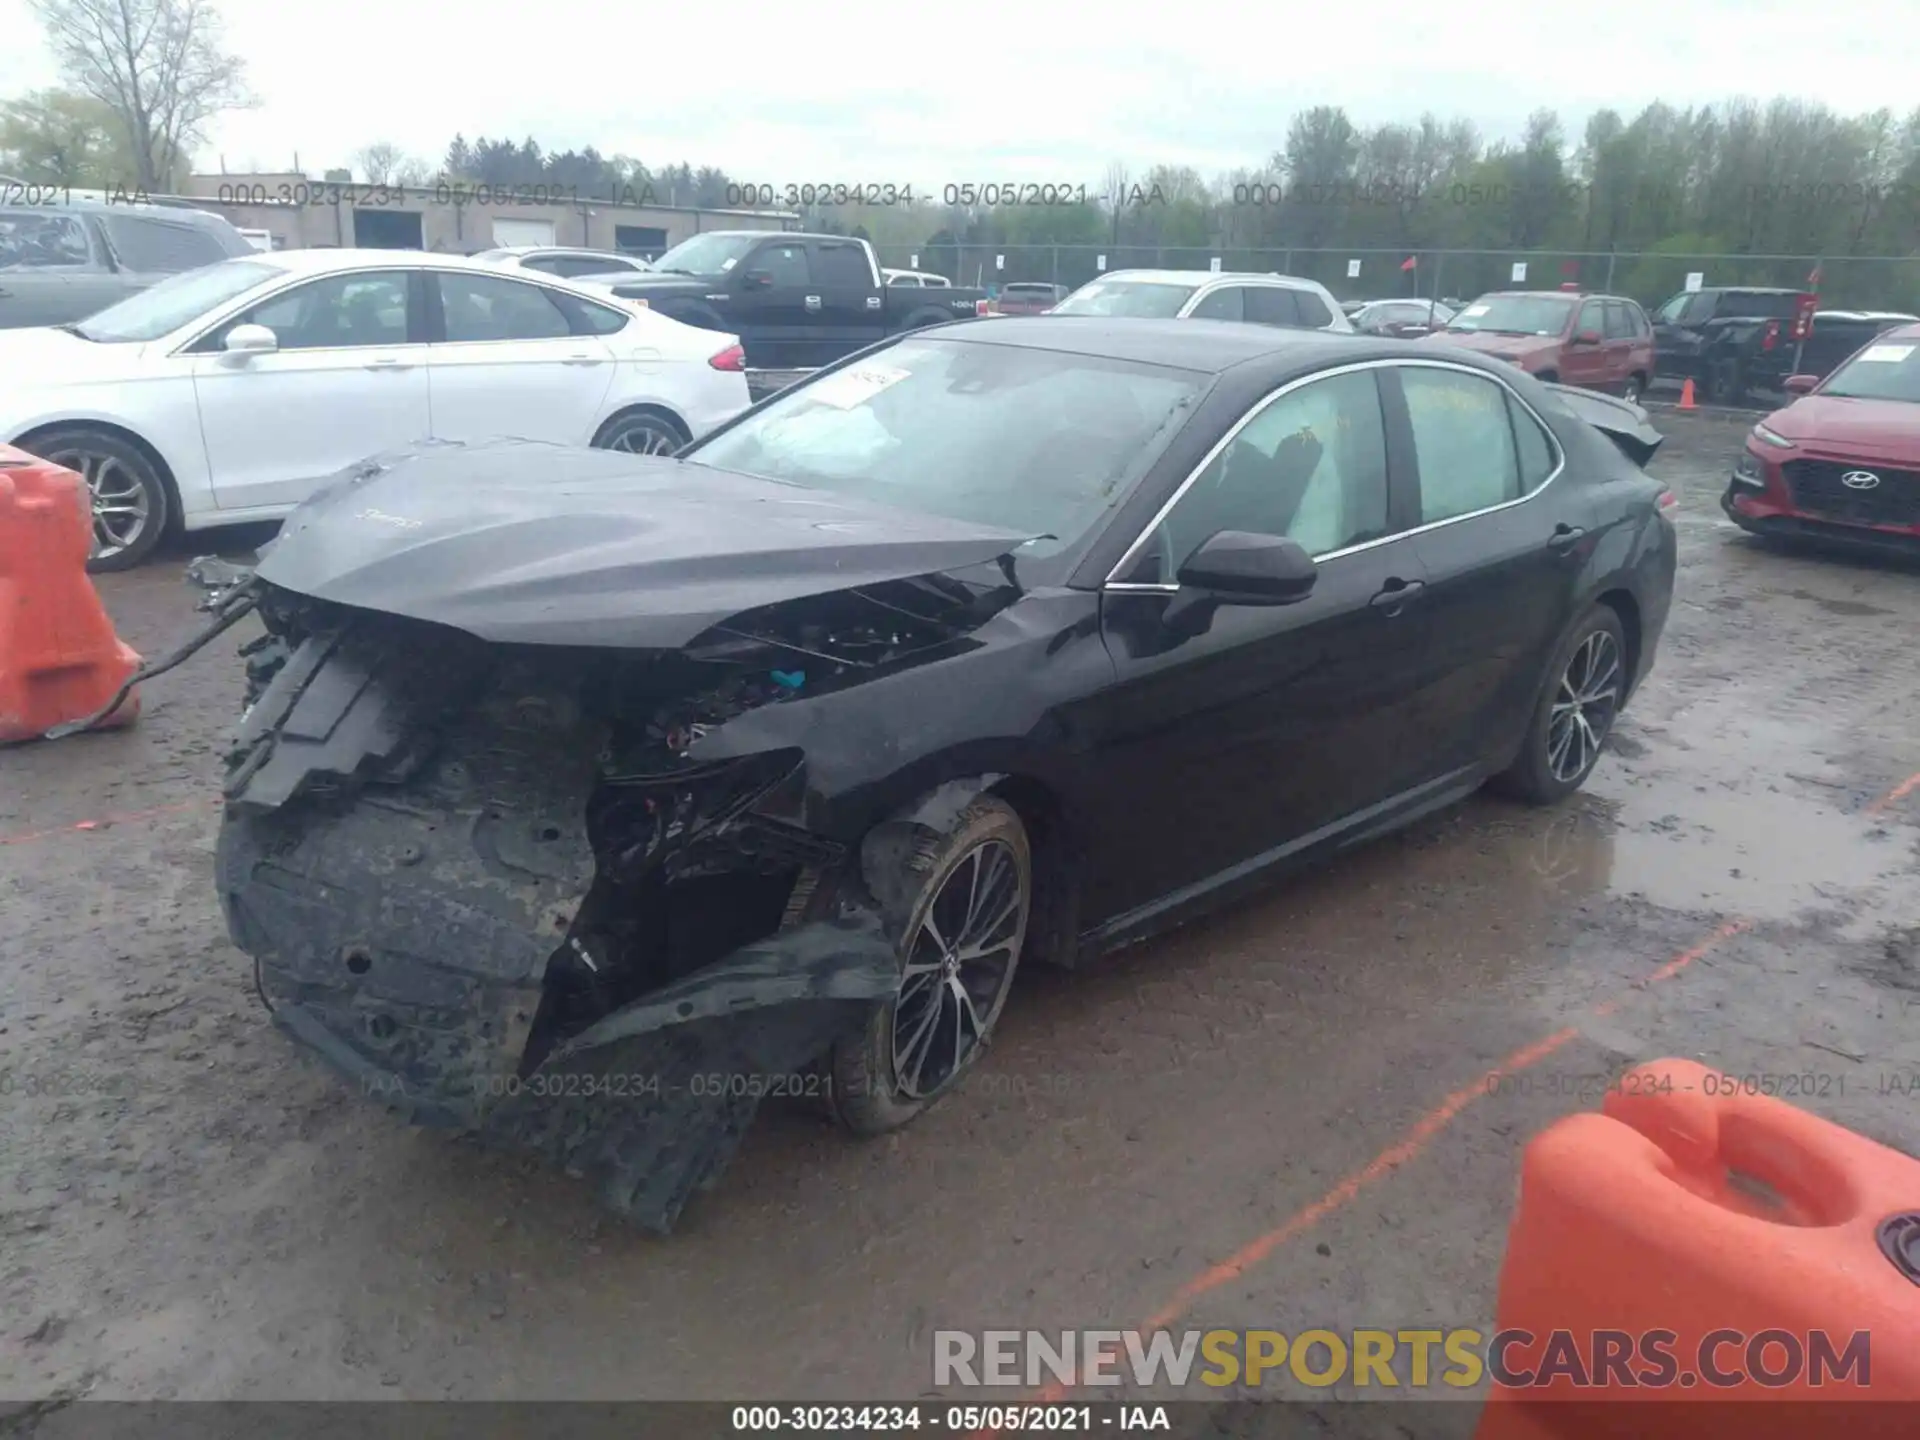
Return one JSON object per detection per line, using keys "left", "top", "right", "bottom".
{"left": 1101, "top": 357, "right": 1567, "bottom": 589}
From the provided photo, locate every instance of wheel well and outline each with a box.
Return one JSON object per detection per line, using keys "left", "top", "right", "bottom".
{"left": 1595, "top": 588, "right": 1642, "bottom": 693}
{"left": 14, "top": 419, "right": 183, "bottom": 531}
{"left": 987, "top": 774, "right": 1082, "bottom": 970}
{"left": 1535, "top": 368, "right": 1559, "bottom": 382}
{"left": 592, "top": 404, "right": 690, "bottom": 446}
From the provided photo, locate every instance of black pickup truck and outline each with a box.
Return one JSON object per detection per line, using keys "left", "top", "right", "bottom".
{"left": 593, "top": 231, "right": 989, "bottom": 368}
{"left": 1648, "top": 285, "right": 1814, "bottom": 404}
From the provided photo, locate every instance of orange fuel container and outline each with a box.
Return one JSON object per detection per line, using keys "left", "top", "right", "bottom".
{"left": 0, "top": 445, "right": 141, "bottom": 743}
{"left": 1475, "top": 1056, "right": 1920, "bottom": 1439}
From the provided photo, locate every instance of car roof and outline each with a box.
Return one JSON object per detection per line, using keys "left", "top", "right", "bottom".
{"left": 1, "top": 193, "right": 236, "bottom": 229}
{"left": 1477, "top": 289, "right": 1620, "bottom": 301}
{"left": 1869, "top": 321, "right": 1920, "bottom": 342}
{"left": 930, "top": 316, "right": 1456, "bottom": 374}
{"left": 1088, "top": 269, "right": 1321, "bottom": 288}
{"left": 485, "top": 245, "right": 633, "bottom": 258}
{"left": 230, "top": 249, "right": 643, "bottom": 286}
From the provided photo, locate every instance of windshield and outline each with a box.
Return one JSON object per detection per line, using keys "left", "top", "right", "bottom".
{"left": 1050, "top": 280, "right": 1198, "bottom": 318}
{"left": 73, "top": 259, "right": 279, "bottom": 343}
{"left": 1819, "top": 339, "right": 1920, "bottom": 403}
{"left": 683, "top": 336, "right": 1206, "bottom": 551}
{"left": 1447, "top": 296, "right": 1573, "bottom": 336}
{"left": 647, "top": 233, "right": 763, "bottom": 275}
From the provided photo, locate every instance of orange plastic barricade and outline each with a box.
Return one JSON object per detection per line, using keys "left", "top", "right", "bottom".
{"left": 1476, "top": 1057, "right": 1920, "bottom": 1440}
{"left": 0, "top": 445, "right": 142, "bottom": 743}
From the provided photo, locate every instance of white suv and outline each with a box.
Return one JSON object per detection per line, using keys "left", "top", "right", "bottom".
{"left": 1050, "top": 269, "right": 1353, "bottom": 332}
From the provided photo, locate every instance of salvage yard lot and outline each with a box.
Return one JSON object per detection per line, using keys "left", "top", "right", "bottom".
{"left": 3, "top": 409, "right": 1918, "bottom": 1407}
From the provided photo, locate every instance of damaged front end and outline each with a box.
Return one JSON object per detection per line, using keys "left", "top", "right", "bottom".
{"left": 214, "top": 556, "right": 1020, "bottom": 1231}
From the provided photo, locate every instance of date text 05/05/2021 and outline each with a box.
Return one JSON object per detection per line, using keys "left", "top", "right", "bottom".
{"left": 729, "top": 1405, "right": 1167, "bottom": 1432}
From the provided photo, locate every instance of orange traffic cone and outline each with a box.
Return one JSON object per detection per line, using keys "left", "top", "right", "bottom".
{"left": 1677, "top": 377, "right": 1697, "bottom": 410}
{"left": 1474, "top": 1057, "right": 1920, "bottom": 1440}
{"left": 0, "top": 445, "right": 142, "bottom": 743}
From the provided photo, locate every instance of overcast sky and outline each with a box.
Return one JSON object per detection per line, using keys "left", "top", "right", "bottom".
{"left": 1, "top": 0, "right": 1915, "bottom": 187}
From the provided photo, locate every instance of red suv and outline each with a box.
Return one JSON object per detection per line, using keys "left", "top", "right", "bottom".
{"left": 1722, "top": 321, "right": 1920, "bottom": 553}
{"left": 1422, "top": 290, "right": 1657, "bottom": 402}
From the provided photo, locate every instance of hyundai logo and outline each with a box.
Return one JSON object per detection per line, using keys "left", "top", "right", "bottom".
{"left": 1841, "top": 470, "right": 1882, "bottom": 490}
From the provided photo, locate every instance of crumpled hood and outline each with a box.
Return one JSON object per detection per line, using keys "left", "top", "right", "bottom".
{"left": 1760, "top": 394, "right": 1920, "bottom": 459}
{"left": 254, "top": 438, "right": 1033, "bottom": 649}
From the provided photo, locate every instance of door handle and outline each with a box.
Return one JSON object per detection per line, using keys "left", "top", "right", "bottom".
{"left": 562, "top": 353, "right": 604, "bottom": 365}
{"left": 1548, "top": 523, "right": 1587, "bottom": 554}
{"left": 1368, "top": 578, "right": 1424, "bottom": 615}
{"left": 363, "top": 356, "right": 413, "bottom": 371}
{"left": 804, "top": 295, "right": 822, "bottom": 311}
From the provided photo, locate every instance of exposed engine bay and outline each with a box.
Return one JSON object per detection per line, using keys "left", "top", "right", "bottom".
{"left": 213, "top": 564, "right": 1019, "bottom": 1232}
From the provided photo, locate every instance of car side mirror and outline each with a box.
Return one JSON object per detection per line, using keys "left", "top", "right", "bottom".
{"left": 1176, "top": 530, "right": 1317, "bottom": 604}
{"left": 223, "top": 323, "right": 277, "bottom": 356}
{"left": 739, "top": 270, "right": 773, "bottom": 291}
{"left": 1783, "top": 373, "right": 1819, "bottom": 394}
{"left": 1573, "top": 329, "right": 1603, "bottom": 346}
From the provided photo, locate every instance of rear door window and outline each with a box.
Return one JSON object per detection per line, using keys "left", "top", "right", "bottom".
{"left": 1402, "top": 366, "right": 1521, "bottom": 522}
{"left": 1291, "top": 289, "right": 1335, "bottom": 328}
{"left": 102, "top": 214, "right": 230, "bottom": 272}
{"left": 1244, "top": 286, "right": 1302, "bottom": 327}
{"left": 811, "top": 241, "right": 873, "bottom": 288}
{"left": 435, "top": 271, "right": 574, "bottom": 342}
{"left": 1603, "top": 302, "right": 1635, "bottom": 339}
{"left": 1188, "top": 286, "right": 1246, "bottom": 321}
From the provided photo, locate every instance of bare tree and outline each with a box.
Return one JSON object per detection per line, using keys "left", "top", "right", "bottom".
{"left": 355, "top": 141, "right": 404, "bottom": 185}
{"left": 29, "top": 0, "right": 251, "bottom": 190}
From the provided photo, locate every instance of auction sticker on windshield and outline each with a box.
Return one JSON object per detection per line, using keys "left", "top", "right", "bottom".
{"left": 1460, "top": 304, "right": 1490, "bottom": 318}
{"left": 1856, "top": 344, "right": 1914, "bottom": 363}
{"left": 803, "top": 363, "right": 912, "bottom": 409}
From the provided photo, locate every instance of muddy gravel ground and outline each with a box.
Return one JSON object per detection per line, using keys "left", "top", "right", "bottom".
{"left": 3, "top": 410, "right": 1918, "bottom": 1412}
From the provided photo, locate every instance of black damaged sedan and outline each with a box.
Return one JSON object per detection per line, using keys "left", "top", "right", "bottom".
{"left": 208, "top": 318, "right": 1676, "bottom": 1230}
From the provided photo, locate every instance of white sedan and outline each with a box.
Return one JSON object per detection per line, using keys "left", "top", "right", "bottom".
{"left": 0, "top": 249, "right": 753, "bottom": 570}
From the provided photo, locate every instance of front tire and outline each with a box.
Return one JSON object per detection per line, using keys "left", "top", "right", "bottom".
{"left": 20, "top": 426, "right": 171, "bottom": 573}
{"left": 828, "top": 797, "right": 1032, "bottom": 1137}
{"left": 1492, "top": 606, "right": 1627, "bottom": 805}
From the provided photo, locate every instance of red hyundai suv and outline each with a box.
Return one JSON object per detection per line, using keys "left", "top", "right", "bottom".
{"left": 1422, "top": 289, "right": 1658, "bottom": 402}
{"left": 1722, "top": 321, "right": 1920, "bottom": 553}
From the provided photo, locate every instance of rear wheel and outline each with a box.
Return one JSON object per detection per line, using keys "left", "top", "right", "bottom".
{"left": 1492, "top": 606, "right": 1627, "bottom": 805}
{"left": 1534, "top": 369, "right": 1559, "bottom": 385}
{"left": 1621, "top": 372, "right": 1647, "bottom": 404}
{"left": 828, "top": 798, "right": 1032, "bottom": 1136}
{"left": 20, "top": 425, "right": 172, "bottom": 573}
{"left": 591, "top": 409, "right": 689, "bottom": 457}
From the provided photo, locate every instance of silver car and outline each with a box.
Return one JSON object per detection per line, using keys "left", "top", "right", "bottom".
{"left": 0, "top": 194, "right": 257, "bottom": 329}
{"left": 1049, "top": 269, "right": 1354, "bottom": 332}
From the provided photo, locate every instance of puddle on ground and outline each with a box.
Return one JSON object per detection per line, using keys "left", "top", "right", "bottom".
{"left": 1576, "top": 681, "right": 1917, "bottom": 926}
{"left": 1783, "top": 588, "right": 1895, "bottom": 619}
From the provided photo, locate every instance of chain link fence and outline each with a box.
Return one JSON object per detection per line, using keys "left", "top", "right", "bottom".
{"left": 873, "top": 244, "right": 1920, "bottom": 312}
